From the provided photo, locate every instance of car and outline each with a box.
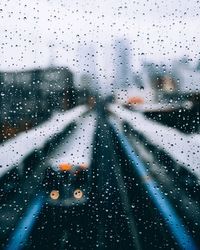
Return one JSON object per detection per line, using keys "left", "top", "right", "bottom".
{"left": 43, "top": 162, "right": 90, "bottom": 206}
{"left": 42, "top": 113, "right": 96, "bottom": 207}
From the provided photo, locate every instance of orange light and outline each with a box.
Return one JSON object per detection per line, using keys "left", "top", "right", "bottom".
{"left": 80, "top": 163, "right": 88, "bottom": 169}
{"left": 73, "top": 189, "right": 83, "bottom": 199}
{"left": 50, "top": 190, "right": 59, "bottom": 200}
{"left": 59, "top": 163, "right": 72, "bottom": 171}
{"left": 127, "top": 96, "right": 144, "bottom": 105}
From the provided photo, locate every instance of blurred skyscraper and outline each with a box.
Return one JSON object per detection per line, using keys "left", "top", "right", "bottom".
{"left": 77, "top": 44, "right": 98, "bottom": 94}
{"left": 113, "top": 39, "right": 133, "bottom": 88}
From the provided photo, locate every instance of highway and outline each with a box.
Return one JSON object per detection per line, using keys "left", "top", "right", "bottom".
{"left": 0, "top": 104, "right": 199, "bottom": 250}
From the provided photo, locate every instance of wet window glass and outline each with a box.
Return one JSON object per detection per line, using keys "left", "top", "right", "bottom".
{"left": 0, "top": 1, "right": 199, "bottom": 249}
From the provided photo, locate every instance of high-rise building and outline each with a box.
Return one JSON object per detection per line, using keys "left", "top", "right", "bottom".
{"left": 77, "top": 44, "right": 97, "bottom": 93}
{"left": 113, "top": 39, "right": 132, "bottom": 88}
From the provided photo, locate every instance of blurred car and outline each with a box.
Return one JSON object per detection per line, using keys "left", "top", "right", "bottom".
{"left": 42, "top": 113, "right": 96, "bottom": 207}
{"left": 43, "top": 162, "right": 91, "bottom": 206}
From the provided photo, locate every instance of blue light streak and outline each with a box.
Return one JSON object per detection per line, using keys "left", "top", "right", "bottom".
{"left": 6, "top": 195, "right": 44, "bottom": 250}
{"left": 111, "top": 123, "right": 198, "bottom": 250}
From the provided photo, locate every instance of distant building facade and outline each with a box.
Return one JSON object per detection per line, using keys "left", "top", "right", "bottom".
{"left": 0, "top": 67, "right": 76, "bottom": 141}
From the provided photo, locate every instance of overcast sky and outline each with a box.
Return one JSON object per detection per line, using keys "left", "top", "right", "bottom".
{"left": 0, "top": 0, "right": 200, "bottom": 75}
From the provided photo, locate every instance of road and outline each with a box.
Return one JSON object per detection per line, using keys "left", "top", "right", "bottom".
{"left": 1, "top": 107, "right": 199, "bottom": 250}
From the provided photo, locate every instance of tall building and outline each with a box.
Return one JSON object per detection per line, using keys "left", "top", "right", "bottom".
{"left": 113, "top": 39, "right": 133, "bottom": 88}
{"left": 77, "top": 44, "right": 98, "bottom": 94}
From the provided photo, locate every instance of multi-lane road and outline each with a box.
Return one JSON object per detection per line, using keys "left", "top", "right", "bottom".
{"left": 0, "top": 104, "right": 199, "bottom": 250}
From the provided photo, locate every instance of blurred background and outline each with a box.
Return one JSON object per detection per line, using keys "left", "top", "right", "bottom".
{"left": 0, "top": 1, "right": 200, "bottom": 249}
{"left": 0, "top": 0, "right": 199, "bottom": 141}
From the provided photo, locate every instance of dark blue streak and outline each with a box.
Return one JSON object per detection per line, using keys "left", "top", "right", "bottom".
{"left": 110, "top": 122, "right": 198, "bottom": 250}
{"left": 6, "top": 195, "right": 44, "bottom": 250}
